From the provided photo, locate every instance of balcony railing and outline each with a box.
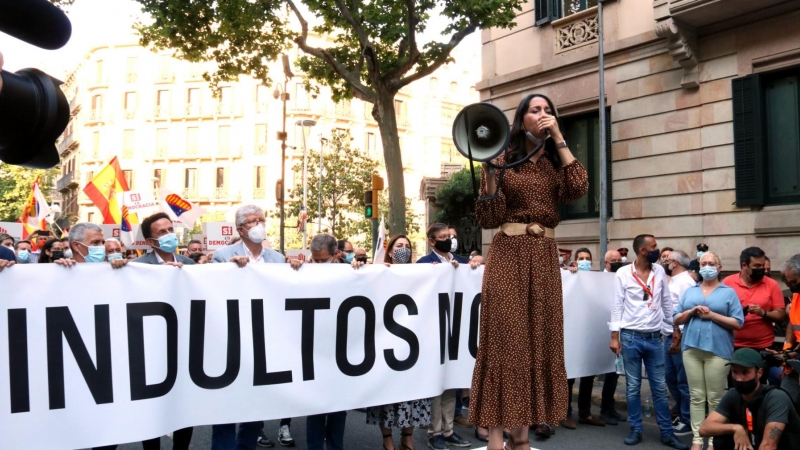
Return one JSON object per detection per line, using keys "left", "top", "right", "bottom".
{"left": 254, "top": 143, "right": 268, "bottom": 155}
{"left": 213, "top": 188, "right": 242, "bottom": 201}
{"left": 182, "top": 188, "right": 200, "bottom": 200}
{"left": 154, "top": 106, "right": 168, "bottom": 119}
{"left": 155, "top": 72, "right": 175, "bottom": 83}
{"left": 154, "top": 147, "right": 168, "bottom": 158}
{"left": 122, "top": 148, "right": 135, "bottom": 159}
{"left": 186, "top": 146, "right": 199, "bottom": 157}
{"left": 256, "top": 102, "right": 268, "bottom": 114}
{"left": 253, "top": 188, "right": 266, "bottom": 199}
{"left": 56, "top": 172, "right": 78, "bottom": 191}
{"left": 124, "top": 109, "right": 137, "bottom": 120}
{"left": 126, "top": 73, "right": 138, "bottom": 83}
{"left": 553, "top": 7, "right": 598, "bottom": 53}
{"left": 185, "top": 104, "right": 201, "bottom": 117}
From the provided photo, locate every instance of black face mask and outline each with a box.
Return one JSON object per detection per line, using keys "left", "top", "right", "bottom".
{"left": 51, "top": 251, "right": 65, "bottom": 261}
{"left": 663, "top": 263, "right": 673, "bottom": 277}
{"left": 749, "top": 268, "right": 766, "bottom": 282}
{"left": 790, "top": 283, "right": 800, "bottom": 294}
{"left": 733, "top": 377, "right": 758, "bottom": 396}
{"left": 433, "top": 238, "right": 452, "bottom": 253}
{"left": 610, "top": 262, "right": 625, "bottom": 273}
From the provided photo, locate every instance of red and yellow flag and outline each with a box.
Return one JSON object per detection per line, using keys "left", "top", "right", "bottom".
{"left": 17, "top": 176, "right": 47, "bottom": 239}
{"left": 83, "top": 157, "right": 130, "bottom": 224}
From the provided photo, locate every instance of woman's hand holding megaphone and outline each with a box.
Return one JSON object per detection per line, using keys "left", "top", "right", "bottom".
{"left": 481, "top": 161, "right": 498, "bottom": 196}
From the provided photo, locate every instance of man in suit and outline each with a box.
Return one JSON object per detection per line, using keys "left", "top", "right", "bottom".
{"left": 103, "top": 212, "right": 193, "bottom": 450}
{"left": 416, "top": 222, "right": 468, "bottom": 267}
{"left": 417, "top": 222, "right": 471, "bottom": 449}
{"left": 210, "top": 204, "right": 302, "bottom": 450}
{"left": 132, "top": 212, "right": 194, "bottom": 266}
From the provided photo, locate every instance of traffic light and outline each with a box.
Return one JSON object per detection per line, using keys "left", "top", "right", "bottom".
{"left": 364, "top": 190, "right": 376, "bottom": 218}
{"left": 364, "top": 174, "right": 384, "bottom": 219}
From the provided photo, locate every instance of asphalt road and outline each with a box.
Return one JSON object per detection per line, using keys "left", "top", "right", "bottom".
{"left": 109, "top": 374, "right": 702, "bottom": 450}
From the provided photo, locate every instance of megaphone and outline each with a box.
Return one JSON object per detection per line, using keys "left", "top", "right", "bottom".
{"left": 452, "top": 102, "right": 510, "bottom": 162}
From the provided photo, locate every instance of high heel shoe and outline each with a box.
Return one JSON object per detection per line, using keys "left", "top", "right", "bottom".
{"left": 399, "top": 430, "right": 414, "bottom": 450}
{"left": 382, "top": 431, "right": 394, "bottom": 450}
{"left": 474, "top": 428, "right": 489, "bottom": 442}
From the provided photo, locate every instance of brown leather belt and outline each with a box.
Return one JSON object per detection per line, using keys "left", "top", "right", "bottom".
{"left": 499, "top": 222, "right": 556, "bottom": 239}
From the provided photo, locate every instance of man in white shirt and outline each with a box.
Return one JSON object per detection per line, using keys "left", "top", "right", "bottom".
{"left": 609, "top": 234, "right": 687, "bottom": 449}
{"left": 664, "top": 250, "right": 696, "bottom": 437}
{"left": 210, "top": 205, "right": 302, "bottom": 450}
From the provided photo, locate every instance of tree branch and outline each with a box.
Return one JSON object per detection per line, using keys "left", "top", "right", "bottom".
{"left": 333, "top": 0, "right": 382, "bottom": 81}
{"left": 392, "top": 21, "right": 478, "bottom": 90}
{"left": 287, "top": 0, "right": 376, "bottom": 102}
{"left": 384, "top": 0, "right": 420, "bottom": 82}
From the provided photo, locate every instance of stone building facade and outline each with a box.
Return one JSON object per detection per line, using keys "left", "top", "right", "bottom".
{"left": 479, "top": 0, "right": 800, "bottom": 270}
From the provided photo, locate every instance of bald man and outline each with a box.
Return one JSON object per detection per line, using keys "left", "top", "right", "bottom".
{"left": 604, "top": 249, "right": 623, "bottom": 273}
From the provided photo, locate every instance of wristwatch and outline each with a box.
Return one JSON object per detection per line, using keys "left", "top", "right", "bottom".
{"left": 555, "top": 140, "right": 568, "bottom": 149}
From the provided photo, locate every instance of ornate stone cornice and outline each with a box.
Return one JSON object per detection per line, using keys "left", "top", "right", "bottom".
{"left": 654, "top": 17, "right": 699, "bottom": 88}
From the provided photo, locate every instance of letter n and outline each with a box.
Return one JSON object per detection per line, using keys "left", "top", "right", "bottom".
{"left": 438, "top": 293, "right": 463, "bottom": 364}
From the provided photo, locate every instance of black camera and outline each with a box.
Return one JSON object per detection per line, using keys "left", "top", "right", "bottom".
{"left": 0, "top": 0, "right": 72, "bottom": 168}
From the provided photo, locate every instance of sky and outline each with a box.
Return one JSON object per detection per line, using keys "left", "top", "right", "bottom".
{"left": 0, "top": 0, "right": 479, "bottom": 81}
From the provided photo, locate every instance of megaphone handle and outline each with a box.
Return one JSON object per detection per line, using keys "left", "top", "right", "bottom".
{"left": 464, "top": 111, "right": 479, "bottom": 200}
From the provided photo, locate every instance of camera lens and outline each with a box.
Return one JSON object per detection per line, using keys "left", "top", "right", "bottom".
{"left": 0, "top": 68, "right": 69, "bottom": 168}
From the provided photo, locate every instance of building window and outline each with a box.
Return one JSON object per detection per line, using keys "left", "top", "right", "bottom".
{"left": 216, "top": 167, "right": 226, "bottom": 188}
{"left": 450, "top": 81, "right": 458, "bottom": 93}
{"left": 153, "top": 169, "right": 162, "bottom": 189}
{"left": 394, "top": 100, "right": 406, "bottom": 120}
{"left": 157, "top": 55, "right": 172, "bottom": 81}
{"left": 366, "top": 132, "right": 376, "bottom": 154}
{"left": 187, "top": 88, "right": 200, "bottom": 114}
{"left": 122, "top": 130, "right": 135, "bottom": 159}
{"left": 559, "top": 109, "right": 612, "bottom": 221}
{"left": 294, "top": 83, "right": 309, "bottom": 110}
{"left": 126, "top": 57, "right": 138, "bottom": 83}
{"left": 186, "top": 127, "right": 199, "bottom": 156}
{"left": 256, "top": 85, "right": 269, "bottom": 113}
{"left": 441, "top": 141, "right": 457, "bottom": 163}
{"left": 254, "top": 124, "right": 268, "bottom": 155}
{"left": 122, "top": 170, "right": 134, "bottom": 189}
{"left": 124, "top": 92, "right": 137, "bottom": 111}
{"left": 535, "top": 0, "right": 597, "bottom": 26}
{"left": 156, "top": 90, "right": 169, "bottom": 117}
{"left": 430, "top": 77, "right": 439, "bottom": 91}
{"left": 218, "top": 86, "right": 232, "bottom": 113}
{"left": 733, "top": 69, "right": 800, "bottom": 206}
{"left": 218, "top": 125, "right": 231, "bottom": 154}
{"left": 88, "top": 212, "right": 95, "bottom": 223}
{"left": 91, "top": 94, "right": 102, "bottom": 120}
{"left": 184, "top": 168, "right": 197, "bottom": 189}
{"left": 92, "top": 131, "right": 100, "bottom": 158}
{"left": 156, "top": 128, "right": 168, "bottom": 156}
{"left": 254, "top": 166, "right": 266, "bottom": 189}
{"left": 86, "top": 170, "right": 94, "bottom": 185}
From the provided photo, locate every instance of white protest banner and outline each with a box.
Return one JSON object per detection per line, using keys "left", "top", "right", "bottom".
{"left": 122, "top": 191, "right": 158, "bottom": 213}
{"left": 0, "top": 266, "right": 614, "bottom": 449}
{"left": 205, "top": 221, "right": 236, "bottom": 249}
{"left": 0, "top": 222, "right": 23, "bottom": 239}
{"left": 100, "top": 224, "right": 149, "bottom": 250}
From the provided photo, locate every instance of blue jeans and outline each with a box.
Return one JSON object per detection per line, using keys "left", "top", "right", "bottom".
{"left": 211, "top": 422, "right": 263, "bottom": 450}
{"left": 307, "top": 411, "right": 347, "bottom": 450}
{"left": 620, "top": 330, "right": 673, "bottom": 435}
{"left": 664, "top": 335, "right": 690, "bottom": 424}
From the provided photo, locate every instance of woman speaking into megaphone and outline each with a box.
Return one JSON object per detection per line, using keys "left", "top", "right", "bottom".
{"left": 468, "top": 94, "right": 589, "bottom": 450}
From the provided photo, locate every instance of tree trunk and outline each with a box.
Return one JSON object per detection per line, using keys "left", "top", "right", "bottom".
{"left": 373, "top": 89, "right": 407, "bottom": 236}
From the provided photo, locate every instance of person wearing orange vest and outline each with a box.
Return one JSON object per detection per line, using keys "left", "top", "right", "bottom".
{"left": 779, "top": 255, "right": 800, "bottom": 410}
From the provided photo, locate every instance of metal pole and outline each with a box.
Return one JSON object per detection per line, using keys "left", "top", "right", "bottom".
{"left": 279, "top": 79, "right": 287, "bottom": 255}
{"left": 598, "top": 0, "right": 608, "bottom": 261}
{"left": 318, "top": 138, "right": 323, "bottom": 233}
{"left": 301, "top": 125, "right": 308, "bottom": 250}
{"left": 371, "top": 217, "right": 378, "bottom": 261}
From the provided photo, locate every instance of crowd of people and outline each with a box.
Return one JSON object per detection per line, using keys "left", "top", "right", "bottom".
{"left": 3, "top": 56, "right": 800, "bottom": 447}
{"left": 3, "top": 205, "right": 800, "bottom": 450}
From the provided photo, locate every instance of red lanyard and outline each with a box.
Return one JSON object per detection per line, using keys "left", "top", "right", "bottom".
{"left": 631, "top": 265, "right": 654, "bottom": 299}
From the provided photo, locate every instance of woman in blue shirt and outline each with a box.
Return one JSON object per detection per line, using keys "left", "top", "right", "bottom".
{"left": 673, "top": 252, "right": 744, "bottom": 450}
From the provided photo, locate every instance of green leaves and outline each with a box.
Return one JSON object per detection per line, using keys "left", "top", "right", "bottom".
{"left": 0, "top": 164, "right": 59, "bottom": 223}
{"left": 433, "top": 167, "right": 480, "bottom": 226}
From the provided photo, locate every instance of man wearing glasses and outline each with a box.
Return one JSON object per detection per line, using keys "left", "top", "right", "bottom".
{"left": 609, "top": 234, "right": 686, "bottom": 449}
{"left": 210, "top": 204, "right": 302, "bottom": 450}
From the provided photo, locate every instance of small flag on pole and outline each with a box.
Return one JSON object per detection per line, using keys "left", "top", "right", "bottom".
{"left": 83, "top": 156, "right": 130, "bottom": 224}
{"left": 18, "top": 176, "right": 51, "bottom": 239}
{"left": 372, "top": 217, "right": 386, "bottom": 264}
{"left": 159, "top": 188, "right": 205, "bottom": 228}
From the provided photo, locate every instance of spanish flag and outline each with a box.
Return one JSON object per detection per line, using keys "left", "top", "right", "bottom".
{"left": 83, "top": 157, "right": 130, "bottom": 224}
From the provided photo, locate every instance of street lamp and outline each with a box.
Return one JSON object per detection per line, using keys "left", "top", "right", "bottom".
{"left": 295, "top": 119, "right": 316, "bottom": 249}
{"left": 273, "top": 54, "right": 294, "bottom": 255}
{"left": 318, "top": 137, "right": 328, "bottom": 233}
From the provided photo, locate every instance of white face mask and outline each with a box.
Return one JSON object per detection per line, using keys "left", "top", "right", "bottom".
{"left": 450, "top": 238, "right": 458, "bottom": 253}
{"left": 247, "top": 224, "right": 266, "bottom": 243}
{"left": 621, "top": 256, "right": 628, "bottom": 263}
{"left": 64, "top": 248, "right": 73, "bottom": 259}
{"left": 558, "top": 256, "right": 564, "bottom": 264}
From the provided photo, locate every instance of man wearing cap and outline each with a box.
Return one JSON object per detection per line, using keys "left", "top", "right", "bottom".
{"left": 700, "top": 348, "right": 800, "bottom": 450}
